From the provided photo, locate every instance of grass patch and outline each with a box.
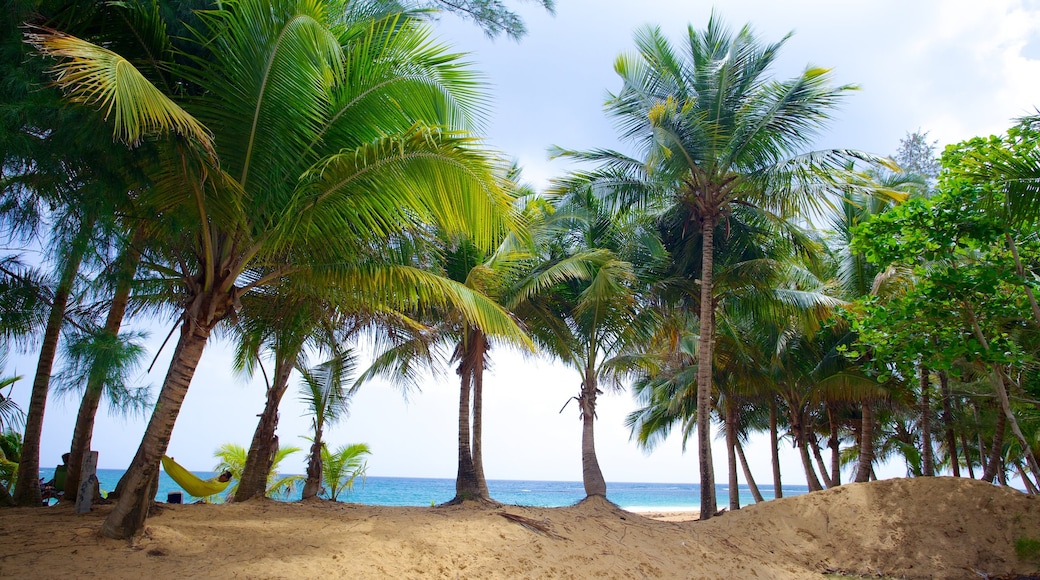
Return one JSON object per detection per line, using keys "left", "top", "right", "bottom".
{"left": 1015, "top": 536, "right": 1040, "bottom": 565}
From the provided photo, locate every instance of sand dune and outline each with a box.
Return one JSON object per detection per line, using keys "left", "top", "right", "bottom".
{"left": 1, "top": 477, "right": 1037, "bottom": 579}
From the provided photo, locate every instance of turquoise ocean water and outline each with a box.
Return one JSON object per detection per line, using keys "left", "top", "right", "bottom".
{"left": 41, "top": 467, "right": 808, "bottom": 510}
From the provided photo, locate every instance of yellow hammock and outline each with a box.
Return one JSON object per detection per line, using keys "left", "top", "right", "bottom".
{"left": 161, "top": 455, "right": 231, "bottom": 498}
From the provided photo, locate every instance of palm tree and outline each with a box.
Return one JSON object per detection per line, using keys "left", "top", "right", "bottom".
{"left": 30, "top": 0, "right": 520, "bottom": 537}
{"left": 321, "top": 442, "right": 370, "bottom": 501}
{"left": 553, "top": 15, "right": 868, "bottom": 518}
{"left": 299, "top": 353, "right": 356, "bottom": 500}
{"left": 213, "top": 442, "right": 302, "bottom": 501}
{"left": 523, "top": 186, "right": 655, "bottom": 498}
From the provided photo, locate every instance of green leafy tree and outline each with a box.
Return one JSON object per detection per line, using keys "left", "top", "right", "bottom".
{"left": 850, "top": 121, "right": 1040, "bottom": 485}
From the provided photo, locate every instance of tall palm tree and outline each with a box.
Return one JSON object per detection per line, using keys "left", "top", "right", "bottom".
{"left": 554, "top": 15, "right": 867, "bottom": 518}
{"left": 522, "top": 186, "right": 656, "bottom": 498}
{"left": 30, "top": 0, "right": 520, "bottom": 537}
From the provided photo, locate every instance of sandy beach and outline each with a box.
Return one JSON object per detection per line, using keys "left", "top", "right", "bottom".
{"left": 1, "top": 477, "right": 1037, "bottom": 579}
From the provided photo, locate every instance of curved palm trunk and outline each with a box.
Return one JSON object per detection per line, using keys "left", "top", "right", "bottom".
{"left": 580, "top": 370, "right": 606, "bottom": 497}
{"left": 920, "top": 365, "right": 934, "bottom": 476}
{"left": 811, "top": 436, "right": 834, "bottom": 489}
{"left": 236, "top": 353, "right": 296, "bottom": 501}
{"left": 66, "top": 239, "right": 141, "bottom": 502}
{"left": 769, "top": 400, "right": 782, "bottom": 499}
{"left": 855, "top": 402, "right": 874, "bottom": 483}
{"left": 302, "top": 426, "right": 323, "bottom": 499}
{"left": 735, "top": 439, "right": 764, "bottom": 503}
{"left": 696, "top": 213, "right": 717, "bottom": 519}
{"left": 14, "top": 226, "right": 90, "bottom": 507}
{"left": 725, "top": 401, "right": 739, "bottom": 510}
{"left": 791, "top": 407, "right": 823, "bottom": 492}
{"left": 100, "top": 316, "right": 215, "bottom": 538}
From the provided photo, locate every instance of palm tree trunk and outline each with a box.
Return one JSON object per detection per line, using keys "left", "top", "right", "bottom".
{"left": 735, "top": 439, "right": 764, "bottom": 503}
{"left": 302, "top": 426, "right": 323, "bottom": 500}
{"left": 471, "top": 349, "right": 489, "bottom": 498}
{"left": 580, "top": 370, "right": 606, "bottom": 497}
{"left": 791, "top": 408, "right": 823, "bottom": 492}
{"left": 827, "top": 405, "right": 841, "bottom": 486}
{"left": 855, "top": 401, "right": 874, "bottom": 483}
{"left": 1019, "top": 463, "right": 1039, "bottom": 494}
{"left": 920, "top": 365, "right": 934, "bottom": 476}
{"left": 769, "top": 399, "right": 782, "bottom": 499}
{"left": 453, "top": 367, "right": 480, "bottom": 501}
{"left": 13, "top": 224, "right": 90, "bottom": 507}
{"left": 65, "top": 237, "right": 142, "bottom": 502}
{"left": 236, "top": 353, "right": 296, "bottom": 501}
{"left": 962, "top": 429, "right": 976, "bottom": 479}
{"left": 452, "top": 329, "right": 487, "bottom": 502}
{"left": 100, "top": 316, "right": 214, "bottom": 539}
{"left": 974, "top": 401, "right": 988, "bottom": 476}
{"left": 939, "top": 371, "right": 959, "bottom": 477}
{"left": 725, "top": 400, "right": 739, "bottom": 511}
{"left": 811, "top": 436, "right": 834, "bottom": 489}
{"left": 982, "top": 401, "right": 1006, "bottom": 484}
{"left": 696, "top": 213, "right": 717, "bottom": 519}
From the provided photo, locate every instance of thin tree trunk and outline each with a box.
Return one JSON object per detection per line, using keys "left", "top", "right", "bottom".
{"left": 982, "top": 401, "right": 1006, "bottom": 484}
{"left": 1006, "top": 232, "right": 1040, "bottom": 327}
{"left": 236, "top": 353, "right": 295, "bottom": 501}
{"left": 1019, "top": 463, "right": 1040, "bottom": 494}
{"left": 453, "top": 367, "right": 478, "bottom": 500}
{"left": 855, "top": 402, "right": 874, "bottom": 483}
{"left": 811, "top": 435, "right": 834, "bottom": 489}
{"left": 965, "top": 305, "right": 1040, "bottom": 481}
{"left": 65, "top": 237, "right": 142, "bottom": 502}
{"left": 939, "top": 371, "right": 959, "bottom": 477}
{"left": 696, "top": 213, "right": 717, "bottom": 519}
{"left": 14, "top": 224, "right": 90, "bottom": 507}
{"left": 827, "top": 405, "right": 841, "bottom": 487}
{"left": 725, "top": 401, "right": 739, "bottom": 511}
{"left": 921, "top": 365, "right": 934, "bottom": 476}
{"left": 452, "top": 329, "right": 487, "bottom": 502}
{"left": 769, "top": 399, "right": 782, "bottom": 499}
{"left": 735, "top": 439, "right": 764, "bottom": 503}
{"left": 470, "top": 334, "right": 488, "bottom": 498}
{"left": 974, "top": 401, "right": 988, "bottom": 476}
{"left": 302, "top": 425, "right": 323, "bottom": 500}
{"left": 791, "top": 408, "right": 823, "bottom": 492}
{"left": 962, "top": 430, "right": 976, "bottom": 479}
{"left": 100, "top": 317, "right": 214, "bottom": 538}
{"left": 580, "top": 371, "right": 606, "bottom": 497}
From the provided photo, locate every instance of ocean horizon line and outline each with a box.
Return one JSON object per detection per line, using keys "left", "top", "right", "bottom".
{"left": 44, "top": 468, "right": 808, "bottom": 511}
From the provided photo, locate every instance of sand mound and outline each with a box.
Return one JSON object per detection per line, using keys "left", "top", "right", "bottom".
{"left": 1, "top": 476, "right": 1037, "bottom": 579}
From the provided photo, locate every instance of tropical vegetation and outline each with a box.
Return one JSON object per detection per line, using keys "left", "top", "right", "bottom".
{"left": 2, "top": 0, "right": 1038, "bottom": 540}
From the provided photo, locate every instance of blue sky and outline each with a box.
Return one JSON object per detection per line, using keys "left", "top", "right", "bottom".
{"left": 9, "top": 0, "right": 1040, "bottom": 487}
